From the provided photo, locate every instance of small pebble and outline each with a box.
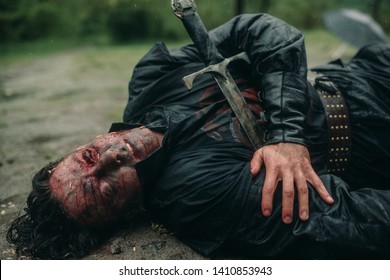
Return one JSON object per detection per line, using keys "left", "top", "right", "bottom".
{"left": 110, "top": 244, "right": 122, "bottom": 254}
{"left": 109, "top": 238, "right": 123, "bottom": 254}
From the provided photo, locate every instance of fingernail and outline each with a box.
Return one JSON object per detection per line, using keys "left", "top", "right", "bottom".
{"left": 300, "top": 210, "right": 308, "bottom": 220}
{"left": 263, "top": 209, "right": 271, "bottom": 217}
{"left": 283, "top": 215, "right": 292, "bottom": 224}
{"left": 327, "top": 195, "right": 334, "bottom": 203}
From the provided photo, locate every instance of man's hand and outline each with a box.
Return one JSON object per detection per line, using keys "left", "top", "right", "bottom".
{"left": 250, "top": 142, "right": 334, "bottom": 224}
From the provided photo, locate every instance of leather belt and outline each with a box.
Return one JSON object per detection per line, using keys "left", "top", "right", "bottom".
{"left": 309, "top": 72, "right": 351, "bottom": 176}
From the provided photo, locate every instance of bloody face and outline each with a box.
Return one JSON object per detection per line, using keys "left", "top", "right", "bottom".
{"left": 49, "top": 127, "right": 163, "bottom": 227}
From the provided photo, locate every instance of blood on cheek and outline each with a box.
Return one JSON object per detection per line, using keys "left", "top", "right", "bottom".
{"left": 53, "top": 165, "right": 89, "bottom": 207}
{"left": 57, "top": 185, "right": 89, "bottom": 224}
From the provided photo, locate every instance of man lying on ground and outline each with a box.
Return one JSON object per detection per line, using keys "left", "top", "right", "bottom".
{"left": 7, "top": 13, "right": 390, "bottom": 259}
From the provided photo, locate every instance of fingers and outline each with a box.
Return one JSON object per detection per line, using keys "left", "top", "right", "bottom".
{"left": 308, "top": 170, "right": 334, "bottom": 204}
{"left": 262, "top": 171, "right": 304, "bottom": 224}
{"left": 257, "top": 143, "right": 334, "bottom": 224}
{"left": 280, "top": 170, "right": 333, "bottom": 223}
{"left": 295, "top": 171, "right": 309, "bottom": 221}
{"left": 279, "top": 170, "right": 333, "bottom": 223}
{"left": 281, "top": 173, "right": 294, "bottom": 224}
{"left": 261, "top": 166, "right": 331, "bottom": 224}
{"left": 265, "top": 171, "right": 309, "bottom": 224}
{"left": 250, "top": 149, "right": 263, "bottom": 176}
{"left": 261, "top": 169, "right": 278, "bottom": 218}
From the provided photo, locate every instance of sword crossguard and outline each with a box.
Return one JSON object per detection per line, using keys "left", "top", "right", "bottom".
{"left": 183, "top": 52, "right": 250, "bottom": 90}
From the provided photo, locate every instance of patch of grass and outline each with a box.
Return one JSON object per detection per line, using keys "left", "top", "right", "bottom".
{"left": 0, "top": 82, "right": 35, "bottom": 102}
{"left": 0, "top": 147, "right": 6, "bottom": 158}
{"left": 27, "top": 134, "right": 62, "bottom": 144}
{"left": 71, "top": 42, "right": 157, "bottom": 81}
{"left": 0, "top": 38, "right": 79, "bottom": 66}
{"left": 0, "top": 80, "right": 18, "bottom": 102}
{"left": 0, "top": 89, "right": 34, "bottom": 102}
{"left": 24, "top": 117, "right": 44, "bottom": 124}
{"left": 46, "top": 89, "right": 85, "bottom": 102}
{"left": 0, "top": 34, "right": 117, "bottom": 66}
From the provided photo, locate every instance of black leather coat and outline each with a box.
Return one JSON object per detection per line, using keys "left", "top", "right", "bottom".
{"left": 112, "top": 14, "right": 390, "bottom": 259}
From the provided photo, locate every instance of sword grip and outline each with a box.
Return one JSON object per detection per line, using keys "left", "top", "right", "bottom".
{"left": 172, "top": 0, "right": 223, "bottom": 65}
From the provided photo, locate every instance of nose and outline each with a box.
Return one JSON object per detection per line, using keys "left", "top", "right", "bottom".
{"left": 95, "top": 146, "right": 127, "bottom": 172}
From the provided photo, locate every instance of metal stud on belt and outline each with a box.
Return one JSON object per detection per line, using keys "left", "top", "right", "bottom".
{"left": 309, "top": 72, "right": 352, "bottom": 176}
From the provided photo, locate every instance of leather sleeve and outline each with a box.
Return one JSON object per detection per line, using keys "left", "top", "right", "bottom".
{"left": 129, "top": 14, "right": 309, "bottom": 145}
{"left": 209, "top": 14, "right": 309, "bottom": 146}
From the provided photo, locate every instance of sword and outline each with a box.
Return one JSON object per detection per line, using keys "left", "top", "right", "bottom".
{"left": 171, "top": 0, "right": 264, "bottom": 149}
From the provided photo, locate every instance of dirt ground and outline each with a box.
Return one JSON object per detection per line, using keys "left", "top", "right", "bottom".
{"left": 0, "top": 38, "right": 356, "bottom": 260}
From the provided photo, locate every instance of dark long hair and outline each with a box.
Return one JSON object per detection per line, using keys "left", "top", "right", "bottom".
{"left": 6, "top": 160, "right": 104, "bottom": 259}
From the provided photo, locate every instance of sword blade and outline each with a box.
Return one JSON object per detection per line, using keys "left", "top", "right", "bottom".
{"left": 214, "top": 71, "right": 264, "bottom": 149}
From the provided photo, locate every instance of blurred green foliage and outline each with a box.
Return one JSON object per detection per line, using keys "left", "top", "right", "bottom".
{"left": 0, "top": 0, "right": 389, "bottom": 44}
